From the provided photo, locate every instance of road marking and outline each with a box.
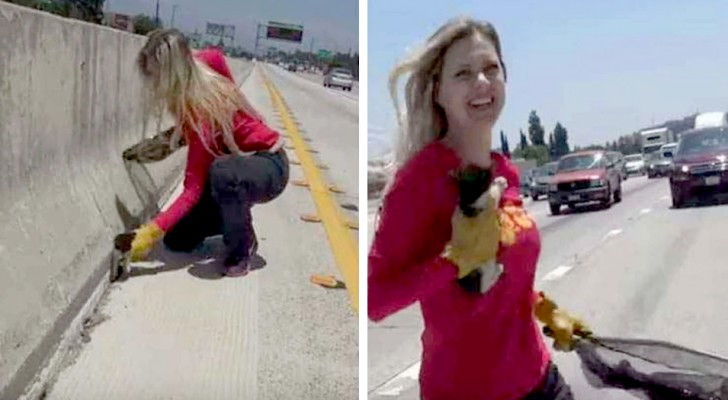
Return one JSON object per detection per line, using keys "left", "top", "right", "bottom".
{"left": 374, "top": 361, "right": 421, "bottom": 396}
{"left": 542, "top": 265, "right": 574, "bottom": 282}
{"left": 261, "top": 68, "right": 359, "bottom": 313}
{"left": 605, "top": 229, "right": 623, "bottom": 238}
{"left": 640, "top": 208, "right": 652, "bottom": 215}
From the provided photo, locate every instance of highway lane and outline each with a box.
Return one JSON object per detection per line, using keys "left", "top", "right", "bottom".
{"left": 279, "top": 67, "right": 360, "bottom": 102}
{"left": 45, "top": 61, "right": 359, "bottom": 400}
{"left": 368, "top": 172, "right": 728, "bottom": 399}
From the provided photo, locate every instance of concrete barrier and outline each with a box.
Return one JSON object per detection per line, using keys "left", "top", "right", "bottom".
{"left": 0, "top": 3, "right": 252, "bottom": 399}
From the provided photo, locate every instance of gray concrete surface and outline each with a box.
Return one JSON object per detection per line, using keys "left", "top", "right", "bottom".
{"left": 0, "top": 4, "right": 182, "bottom": 399}
{"left": 368, "top": 174, "right": 728, "bottom": 399}
{"left": 0, "top": 4, "right": 260, "bottom": 399}
{"left": 43, "top": 63, "right": 358, "bottom": 400}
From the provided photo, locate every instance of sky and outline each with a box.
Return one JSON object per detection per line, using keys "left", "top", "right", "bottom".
{"left": 107, "top": 0, "right": 358, "bottom": 55}
{"left": 368, "top": 0, "right": 728, "bottom": 159}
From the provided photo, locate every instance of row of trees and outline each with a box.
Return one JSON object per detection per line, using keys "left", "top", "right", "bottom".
{"left": 500, "top": 112, "right": 703, "bottom": 167}
{"left": 4, "top": 0, "right": 167, "bottom": 35}
{"left": 500, "top": 110, "right": 572, "bottom": 166}
{"left": 5, "top": 0, "right": 105, "bottom": 23}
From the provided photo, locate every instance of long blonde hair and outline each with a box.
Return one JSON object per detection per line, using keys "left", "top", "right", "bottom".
{"left": 137, "top": 29, "right": 262, "bottom": 156}
{"left": 388, "top": 17, "right": 508, "bottom": 168}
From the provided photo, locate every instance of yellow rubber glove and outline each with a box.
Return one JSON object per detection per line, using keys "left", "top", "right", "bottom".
{"left": 129, "top": 222, "right": 164, "bottom": 261}
{"left": 442, "top": 177, "right": 507, "bottom": 278}
{"left": 534, "top": 291, "right": 592, "bottom": 351}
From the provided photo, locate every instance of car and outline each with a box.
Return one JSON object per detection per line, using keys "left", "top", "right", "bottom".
{"left": 624, "top": 154, "right": 646, "bottom": 176}
{"left": 646, "top": 143, "right": 677, "bottom": 178}
{"left": 529, "top": 162, "right": 558, "bottom": 200}
{"left": 669, "top": 127, "right": 728, "bottom": 208}
{"left": 287, "top": 63, "right": 297, "bottom": 72}
{"left": 547, "top": 150, "right": 623, "bottom": 215}
{"left": 607, "top": 151, "right": 627, "bottom": 181}
{"left": 324, "top": 67, "right": 354, "bottom": 91}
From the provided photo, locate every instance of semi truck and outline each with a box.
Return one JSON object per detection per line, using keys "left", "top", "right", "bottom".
{"left": 640, "top": 127, "right": 676, "bottom": 178}
{"left": 694, "top": 112, "right": 728, "bottom": 129}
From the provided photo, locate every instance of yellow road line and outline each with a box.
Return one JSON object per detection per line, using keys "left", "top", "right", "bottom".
{"left": 261, "top": 69, "right": 359, "bottom": 313}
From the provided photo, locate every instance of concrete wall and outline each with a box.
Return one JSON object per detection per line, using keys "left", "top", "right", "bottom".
{"left": 0, "top": 3, "right": 252, "bottom": 398}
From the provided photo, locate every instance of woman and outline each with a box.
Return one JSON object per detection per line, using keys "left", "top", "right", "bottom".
{"left": 129, "top": 29, "right": 289, "bottom": 277}
{"left": 368, "top": 18, "right": 590, "bottom": 399}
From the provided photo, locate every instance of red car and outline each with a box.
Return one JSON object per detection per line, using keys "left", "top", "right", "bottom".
{"left": 548, "top": 150, "right": 623, "bottom": 215}
{"left": 669, "top": 127, "right": 728, "bottom": 208}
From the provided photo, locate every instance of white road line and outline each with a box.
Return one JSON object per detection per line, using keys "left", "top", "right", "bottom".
{"left": 605, "top": 229, "right": 623, "bottom": 238}
{"left": 374, "top": 361, "right": 421, "bottom": 396}
{"left": 542, "top": 265, "right": 574, "bottom": 282}
{"left": 640, "top": 208, "right": 652, "bottom": 215}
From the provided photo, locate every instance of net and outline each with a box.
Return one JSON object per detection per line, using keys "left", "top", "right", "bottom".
{"left": 575, "top": 337, "right": 728, "bottom": 399}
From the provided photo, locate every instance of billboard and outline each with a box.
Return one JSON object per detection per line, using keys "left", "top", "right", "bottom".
{"left": 266, "top": 21, "right": 304, "bottom": 43}
{"left": 206, "top": 23, "right": 235, "bottom": 39}
{"left": 107, "top": 12, "right": 133, "bottom": 32}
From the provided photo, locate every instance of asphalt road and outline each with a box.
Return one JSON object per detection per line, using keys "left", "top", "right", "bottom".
{"left": 45, "top": 61, "right": 359, "bottom": 400}
{"left": 285, "top": 68, "right": 360, "bottom": 101}
{"left": 368, "top": 173, "right": 728, "bottom": 399}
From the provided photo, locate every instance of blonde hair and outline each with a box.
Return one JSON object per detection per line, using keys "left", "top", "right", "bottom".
{"left": 137, "top": 29, "right": 263, "bottom": 156}
{"left": 388, "top": 17, "right": 507, "bottom": 168}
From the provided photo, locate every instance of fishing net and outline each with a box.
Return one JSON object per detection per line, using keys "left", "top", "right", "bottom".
{"left": 574, "top": 337, "right": 728, "bottom": 399}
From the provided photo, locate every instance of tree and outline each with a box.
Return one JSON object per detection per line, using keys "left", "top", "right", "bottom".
{"left": 133, "top": 14, "right": 161, "bottom": 35}
{"left": 519, "top": 129, "right": 529, "bottom": 150}
{"left": 523, "top": 145, "right": 551, "bottom": 166}
{"left": 500, "top": 130, "right": 510, "bottom": 156}
{"left": 528, "top": 110, "right": 546, "bottom": 146}
{"left": 548, "top": 132, "right": 555, "bottom": 158}
{"left": 553, "top": 122, "right": 570, "bottom": 158}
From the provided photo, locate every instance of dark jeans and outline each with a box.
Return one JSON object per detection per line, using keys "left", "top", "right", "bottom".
{"left": 522, "top": 362, "right": 574, "bottom": 400}
{"left": 163, "top": 149, "right": 289, "bottom": 259}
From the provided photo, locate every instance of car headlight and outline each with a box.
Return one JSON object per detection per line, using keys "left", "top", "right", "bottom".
{"left": 681, "top": 165, "right": 689, "bottom": 173}
{"left": 590, "top": 179, "right": 605, "bottom": 187}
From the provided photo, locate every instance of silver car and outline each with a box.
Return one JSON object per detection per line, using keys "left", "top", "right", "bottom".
{"left": 324, "top": 67, "right": 354, "bottom": 91}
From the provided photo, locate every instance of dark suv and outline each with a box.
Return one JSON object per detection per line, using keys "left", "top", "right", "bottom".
{"left": 548, "top": 150, "right": 623, "bottom": 215}
{"left": 669, "top": 127, "right": 728, "bottom": 208}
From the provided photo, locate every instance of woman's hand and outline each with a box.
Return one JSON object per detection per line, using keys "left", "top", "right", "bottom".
{"left": 441, "top": 178, "right": 505, "bottom": 278}
{"left": 129, "top": 222, "right": 165, "bottom": 261}
{"left": 535, "top": 291, "right": 592, "bottom": 351}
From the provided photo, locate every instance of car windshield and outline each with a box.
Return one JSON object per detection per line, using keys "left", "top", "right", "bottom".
{"left": 557, "top": 154, "right": 603, "bottom": 172}
{"left": 535, "top": 163, "right": 558, "bottom": 176}
{"left": 625, "top": 155, "right": 643, "bottom": 162}
{"left": 677, "top": 129, "right": 728, "bottom": 155}
{"left": 333, "top": 69, "right": 351, "bottom": 77}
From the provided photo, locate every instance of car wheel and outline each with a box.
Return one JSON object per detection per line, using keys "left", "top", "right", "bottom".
{"left": 531, "top": 192, "right": 538, "bottom": 201}
{"left": 549, "top": 203, "right": 561, "bottom": 215}
{"left": 602, "top": 185, "right": 612, "bottom": 208}
{"left": 614, "top": 183, "right": 622, "bottom": 203}
{"left": 671, "top": 186, "right": 685, "bottom": 209}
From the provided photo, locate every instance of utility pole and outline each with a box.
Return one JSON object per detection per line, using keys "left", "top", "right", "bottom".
{"left": 254, "top": 23, "right": 261, "bottom": 57}
{"left": 155, "top": 0, "right": 160, "bottom": 26}
{"left": 170, "top": 5, "right": 178, "bottom": 28}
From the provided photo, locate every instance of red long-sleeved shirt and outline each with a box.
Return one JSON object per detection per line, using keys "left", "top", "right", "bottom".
{"left": 153, "top": 49, "right": 280, "bottom": 232}
{"left": 369, "top": 141, "right": 550, "bottom": 400}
